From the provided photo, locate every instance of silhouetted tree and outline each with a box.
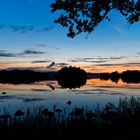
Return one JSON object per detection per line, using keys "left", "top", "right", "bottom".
{"left": 56, "top": 66, "right": 87, "bottom": 89}
{"left": 121, "top": 70, "right": 140, "bottom": 83}
{"left": 51, "top": 0, "right": 140, "bottom": 38}
{"left": 110, "top": 71, "right": 120, "bottom": 83}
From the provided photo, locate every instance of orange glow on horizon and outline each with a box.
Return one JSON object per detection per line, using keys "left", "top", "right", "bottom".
{"left": 0, "top": 61, "right": 139, "bottom": 73}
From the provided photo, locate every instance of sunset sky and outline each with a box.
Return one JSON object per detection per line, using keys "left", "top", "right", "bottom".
{"left": 0, "top": 0, "right": 140, "bottom": 73}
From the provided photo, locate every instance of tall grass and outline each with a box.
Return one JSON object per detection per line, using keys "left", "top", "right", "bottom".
{"left": 0, "top": 96, "right": 140, "bottom": 139}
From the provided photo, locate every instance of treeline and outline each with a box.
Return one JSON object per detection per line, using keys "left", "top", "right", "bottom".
{"left": 0, "top": 69, "right": 51, "bottom": 84}
{"left": 0, "top": 69, "right": 140, "bottom": 85}
{"left": 100, "top": 70, "right": 140, "bottom": 83}
{"left": 0, "top": 67, "right": 87, "bottom": 87}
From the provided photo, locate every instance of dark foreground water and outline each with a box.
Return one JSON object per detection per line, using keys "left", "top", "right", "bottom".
{"left": 0, "top": 78, "right": 140, "bottom": 114}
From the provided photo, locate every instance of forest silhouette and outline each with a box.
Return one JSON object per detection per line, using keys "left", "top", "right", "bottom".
{"left": 100, "top": 70, "right": 140, "bottom": 84}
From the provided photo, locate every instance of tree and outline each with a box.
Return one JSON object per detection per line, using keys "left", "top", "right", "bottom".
{"left": 51, "top": 0, "right": 140, "bottom": 38}
{"left": 56, "top": 66, "right": 87, "bottom": 89}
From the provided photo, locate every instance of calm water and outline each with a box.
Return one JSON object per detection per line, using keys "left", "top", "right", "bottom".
{"left": 0, "top": 78, "right": 140, "bottom": 114}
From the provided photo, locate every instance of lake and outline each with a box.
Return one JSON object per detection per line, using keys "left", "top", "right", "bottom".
{"left": 0, "top": 78, "right": 140, "bottom": 114}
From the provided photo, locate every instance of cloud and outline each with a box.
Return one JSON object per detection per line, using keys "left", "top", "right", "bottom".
{"left": 94, "top": 63, "right": 140, "bottom": 67}
{"left": 94, "top": 64, "right": 117, "bottom": 67}
{"left": 0, "top": 50, "right": 16, "bottom": 57}
{"left": 36, "top": 43, "right": 60, "bottom": 50}
{"left": 21, "top": 49, "right": 45, "bottom": 55}
{"left": 89, "top": 60, "right": 107, "bottom": 63}
{"left": 68, "top": 58, "right": 96, "bottom": 63}
{"left": 50, "top": 46, "right": 60, "bottom": 50}
{"left": 47, "top": 62, "right": 55, "bottom": 68}
{"left": 0, "top": 24, "right": 54, "bottom": 34}
{"left": 41, "top": 25, "right": 54, "bottom": 32}
{"left": 9, "top": 25, "right": 35, "bottom": 33}
{"left": 0, "top": 49, "right": 45, "bottom": 57}
{"left": 137, "top": 52, "right": 140, "bottom": 55}
{"left": 32, "top": 60, "right": 50, "bottom": 63}
{"left": 97, "top": 56, "right": 125, "bottom": 60}
{"left": 68, "top": 56, "right": 125, "bottom": 63}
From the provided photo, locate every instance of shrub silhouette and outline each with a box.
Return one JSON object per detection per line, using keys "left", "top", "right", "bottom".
{"left": 56, "top": 66, "right": 87, "bottom": 89}
{"left": 110, "top": 71, "right": 120, "bottom": 83}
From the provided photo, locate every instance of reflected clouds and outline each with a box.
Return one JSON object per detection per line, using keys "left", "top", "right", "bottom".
{"left": 67, "top": 88, "right": 124, "bottom": 95}
{"left": 0, "top": 95, "right": 44, "bottom": 103}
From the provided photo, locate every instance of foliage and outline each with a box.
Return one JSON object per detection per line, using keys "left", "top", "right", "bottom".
{"left": 56, "top": 66, "right": 87, "bottom": 89}
{"left": 51, "top": 0, "right": 140, "bottom": 38}
{"left": 100, "top": 70, "right": 140, "bottom": 83}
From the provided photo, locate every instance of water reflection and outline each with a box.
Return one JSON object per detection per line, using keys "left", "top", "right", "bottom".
{"left": 0, "top": 78, "right": 140, "bottom": 115}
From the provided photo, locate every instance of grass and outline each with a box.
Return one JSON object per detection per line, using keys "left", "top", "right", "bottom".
{"left": 0, "top": 96, "right": 140, "bottom": 139}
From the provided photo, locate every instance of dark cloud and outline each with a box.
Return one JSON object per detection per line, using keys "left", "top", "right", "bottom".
{"left": 0, "top": 50, "right": 16, "bottom": 57}
{"left": 21, "top": 49, "right": 45, "bottom": 55}
{"left": 68, "top": 58, "right": 107, "bottom": 63}
{"left": 121, "top": 63, "right": 140, "bottom": 67}
{"left": 137, "top": 52, "right": 140, "bottom": 55}
{"left": 97, "top": 56, "right": 125, "bottom": 60}
{"left": 0, "top": 24, "right": 54, "bottom": 34}
{"left": 9, "top": 25, "right": 35, "bottom": 33}
{"left": 68, "top": 58, "right": 96, "bottom": 63}
{"left": 36, "top": 43, "right": 60, "bottom": 50}
{"left": 41, "top": 25, "right": 54, "bottom": 32}
{"left": 88, "top": 60, "right": 107, "bottom": 63}
{"left": 0, "top": 49, "right": 45, "bottom": 57}
{"left": 32, "top": 60, "right": 50, "bottom": 64}
{"left": 47, "top": 62, "right": 55, "bottom": 68}
{"left": 94, "top": 63, "right": 140, "bottom": 67}
{"left": 50, "top": 46, "right": 60, "bottom": 50}
{"left": 68, "top": 56, "right": 125, "bottom": 63}
{"left": 94, "top": 64, "right": 117, "bottom": 66}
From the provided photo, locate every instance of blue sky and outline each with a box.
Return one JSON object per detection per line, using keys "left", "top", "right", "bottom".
{"left": 0, "top": 0, "right": 140, "bottom": 72}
